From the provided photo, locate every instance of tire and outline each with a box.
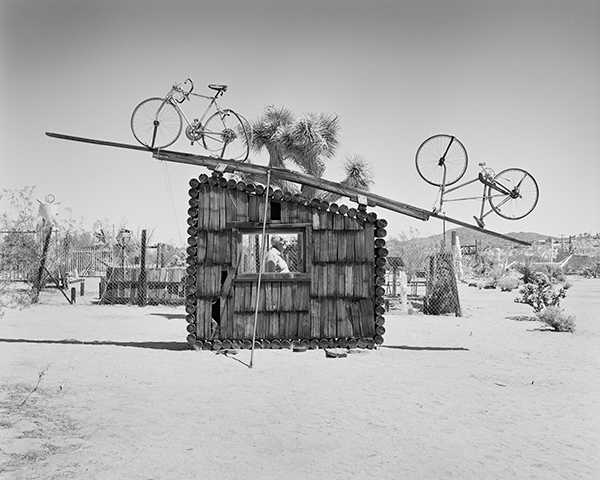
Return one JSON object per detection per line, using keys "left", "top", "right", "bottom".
{"left": 415, "top": 134, "right": 468, "bottom": 186}
{"left": 487, "top": 168, "right": 539, "bottom": 220}
{"left": 131, "top": 97, "right": 182, "bottom": 149}
{"left": 202, "top": 109, "right": 251, "bottom": 161}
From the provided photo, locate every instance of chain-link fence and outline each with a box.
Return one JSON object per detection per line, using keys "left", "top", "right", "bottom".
{"left": 0, "top": 226, "right": 188, "bottom": 307}
{"left": 383, "top": 233, "right": 463, "bottom": 316}
{"left": 382, "top": 229, "right": 600, "bottom": 317}
{"left": 1, "top": 220, "right": 463, "bottom": 316}
{"left": 4, "top": 200, "right": 595, "bottom": 320}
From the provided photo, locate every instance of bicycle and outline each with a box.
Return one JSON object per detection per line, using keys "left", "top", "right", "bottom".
{"left": 130, "top": 78, "right": 252, "bottom": 161}
{"left": 415, "top": 134, "right": 539, "bottom": 228}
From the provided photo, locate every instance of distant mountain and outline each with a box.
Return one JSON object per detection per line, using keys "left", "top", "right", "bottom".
{"left": 422, "top": 227, "right": 550, "bottom": 248}
{"left": 387, "top": 227, "right": 599, "bottom": 260}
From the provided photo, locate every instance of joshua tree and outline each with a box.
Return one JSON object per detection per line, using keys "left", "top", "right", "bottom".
{"left": 249, "top": 106, "right": 374, "bottom": 200}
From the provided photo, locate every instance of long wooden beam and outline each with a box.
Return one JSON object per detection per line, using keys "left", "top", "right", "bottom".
{"left": 152, "top": 149, "right": 433, "bottom": 222}
{"left": 46, "top": 132, "right": 153, "bottom": 152}
{"left": 45, "top": 132, "right": 531, "bottom": 245}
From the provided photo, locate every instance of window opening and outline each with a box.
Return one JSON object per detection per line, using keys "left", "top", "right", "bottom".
{"left": 270, "top": 201, "right": 282, "bottom": 221}
{"left": 240, "top": 231, "right": 304, "bottom": 273}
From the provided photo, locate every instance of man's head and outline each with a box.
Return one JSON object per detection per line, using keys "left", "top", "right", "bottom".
{"left": 271, "top": 235, "right": 287, "bottom": 252}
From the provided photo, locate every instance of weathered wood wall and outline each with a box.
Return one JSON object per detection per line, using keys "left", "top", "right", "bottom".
{"left": 184, "top": 172, "right": 388, "bottom": 350}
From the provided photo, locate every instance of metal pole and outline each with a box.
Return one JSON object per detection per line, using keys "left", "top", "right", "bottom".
{"left": 249, "top": 170, "right": 272, "bottom": 369}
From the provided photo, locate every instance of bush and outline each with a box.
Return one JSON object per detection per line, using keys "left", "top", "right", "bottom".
{"left": 497, "top": 274, "right": 520, "bottom": 292}
{"left": 536, "top": 306, "right": 576, "bottom": 333}
{"left": 538, "top": 264, "right": 567, "bottom": 283}
{"left": 514, "top": 272, "right": 570, "bottom": 313}
{"left": 0, "top": 282, "right": 32, "bottom": 318}
{"left": 476, "top": 279, "right": 495, "bottom": 289}
{"left": 515, "top": 262, "right": 537, "bottom": 284}
{"left": 581, "top": 262, "right": 600, "bottom": 278}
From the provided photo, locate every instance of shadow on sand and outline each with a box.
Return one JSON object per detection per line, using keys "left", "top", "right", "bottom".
{"left": 146, "top": 313, "right": 187, "bottom": 321}
{"left": 380, "top": 345, "right": 469, "bottom": 351}
{"left": 506, "top": 315, "right": 537, "bottom": 322}
{"left": 0, "top": 338, "right": 190, "bottom": 351}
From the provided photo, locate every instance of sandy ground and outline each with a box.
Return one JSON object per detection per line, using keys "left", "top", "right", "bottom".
{"left": 0, "top": 278, "right": 599, "bottom": 480}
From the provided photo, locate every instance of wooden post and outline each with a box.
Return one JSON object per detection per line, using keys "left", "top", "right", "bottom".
{"left": 32, "top": 225, "right": 53, "bottom": 303}
{"left": 138, "top": 229, "right": 148, "bottom": 306}
{"left": 399, "top": 271, "right": 408, "bottom": 313}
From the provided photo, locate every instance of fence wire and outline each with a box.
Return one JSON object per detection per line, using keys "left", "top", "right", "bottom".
{"left": 3, "top": 223, "right": 595, "bottom": 319}
{"left": 383, "top": 236, "right": 462, "bottom": 316}
{"left": 0, "top": 227, "right": 188, "bottom": 307}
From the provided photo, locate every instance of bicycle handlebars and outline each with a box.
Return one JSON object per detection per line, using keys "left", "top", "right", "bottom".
{"left": 171, "top": 78, "right": 194, "bottom": 103}
{"left": 182, "top": 78, "right": 194, "bottom": 95}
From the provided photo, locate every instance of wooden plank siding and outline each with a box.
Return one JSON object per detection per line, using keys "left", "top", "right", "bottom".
{"left": 185, "top": 172, "right": 386, "bottom": 348}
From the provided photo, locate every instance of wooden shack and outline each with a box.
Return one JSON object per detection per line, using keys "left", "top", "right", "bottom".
{"left": 184, "top": 172, "right": 388, "bottom": 350}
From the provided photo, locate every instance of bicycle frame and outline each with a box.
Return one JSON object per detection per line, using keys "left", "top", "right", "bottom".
{"left": 435, "top": 165, "right": 518, "bottom": 225}
{"left": 157, "top": 81, "right": 225, "bottom": 145}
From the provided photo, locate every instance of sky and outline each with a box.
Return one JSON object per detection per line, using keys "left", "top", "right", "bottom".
{"left": 1, "top": 0, "right": 599, "bottom": 245}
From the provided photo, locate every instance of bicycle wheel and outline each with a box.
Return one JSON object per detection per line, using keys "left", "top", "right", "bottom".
{"left": 203, "top": 109, "right": 251, "bottom": 161}
{"left": 415, "top": 134, "right": 468, "bottom": 186}
{"left": 131, "top": 97, "right": 182, "bottom": 149}
{"left": 487, "top": 168, "right": 539, "bottom": 220}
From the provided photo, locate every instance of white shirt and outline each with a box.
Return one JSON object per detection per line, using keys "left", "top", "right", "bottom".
{"left": 264, "top": 247, "right": 290, "bottom": 273}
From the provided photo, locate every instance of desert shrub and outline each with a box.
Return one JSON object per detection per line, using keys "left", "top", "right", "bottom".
{"left": 489, "top": 265, "right": 505, "bottom": 284}
{"left": 515, "top": 272, "right": 570, "bottom": 313}
{"left": 516, "top": 262, "right": 566, "bottom": 284}
{"left": 515, "top": 262, "right": 537, "bottom": 284}
{"left": 536, "top": 306, "right": 576, "bottom": 333}
{"left": 497, "top": 274, "right": 520, "bottom": 292}
{"left": 476, "top": 278, "right": 496, "bottom": 289}
{"left": 538, "top": 264, "right": 566, "bottom": 283}
{"left": 581, "top": 261, "right": 600, "bottom": 278}
{"left": 0, "top": 282, "right": 32, "bottom": 318}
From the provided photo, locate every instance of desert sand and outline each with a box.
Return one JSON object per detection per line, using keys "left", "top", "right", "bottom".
{"left": 1, "top": 278, "right": 599, "bottom": 479}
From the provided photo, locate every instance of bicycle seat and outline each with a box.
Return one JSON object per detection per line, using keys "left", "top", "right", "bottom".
{"left": 208, "top": 84, "right": 228, "bottom": 92}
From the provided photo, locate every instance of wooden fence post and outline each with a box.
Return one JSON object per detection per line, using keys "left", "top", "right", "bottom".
{"left": 138, "top": 229, "right": 147, "bottom": 306}
{"left": 32, "top": 225, "right": 53, "bottom": 303}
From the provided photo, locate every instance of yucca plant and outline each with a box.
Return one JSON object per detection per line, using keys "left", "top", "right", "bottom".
{"left": 248, "top": 106, "right": 374, "bottom": 198}
{"left": 515, "top": 262, "right": 537, "bottom": 284}
{"left": 320, "top": 154, "right": 374, "bottom": 203}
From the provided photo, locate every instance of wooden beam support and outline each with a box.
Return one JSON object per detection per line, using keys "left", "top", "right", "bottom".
{"left": 430, "top": 212, "right": 532, "bottom": 246}
{"left": 46, "top": 132, "right": 152, "bottom": 152}
{"left": 152, "top": 149, "right": 432, "bottom": 222}
{"left": 45, "top": 132, "right": 531, "bottom": 246}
